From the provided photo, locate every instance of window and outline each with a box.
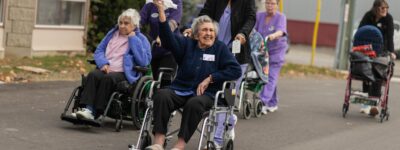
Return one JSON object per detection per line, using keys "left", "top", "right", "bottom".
{"left": 0, "top": 0, "right": 3, "bottom": 23}
{"left": 36, "top": 0, "right": 86, "bottom": 26}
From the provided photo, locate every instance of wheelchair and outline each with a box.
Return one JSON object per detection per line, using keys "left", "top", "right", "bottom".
{"left": 342, "top": 25, "right": 395, "bottom": 123}
{"left": 129, "top": 81, "right": 237, "bottom": 150}
{"left": 235, "top": 30, "right": 269, "bottom": 119}
{"left": 60, "top": 60, "right": 156, "bottom": 131}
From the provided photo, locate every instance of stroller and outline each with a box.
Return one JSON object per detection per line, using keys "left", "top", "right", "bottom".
{"left": 235, "top": 30, "right": 269, "bottom": 119}
{"left": 342, "top": 25, "right": 395, "bottom": 123}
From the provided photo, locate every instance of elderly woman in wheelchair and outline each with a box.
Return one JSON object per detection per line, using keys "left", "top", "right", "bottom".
{"left": 140, "top": 1, "right": 242, "bottom": 150}
{"left": 71, "top": 9, "right": 151, "bottom": 121}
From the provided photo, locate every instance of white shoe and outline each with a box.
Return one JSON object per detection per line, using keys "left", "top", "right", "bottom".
{"left": 261, "top": 106, "right": 268, "bottom": 115}
{"left": 76, "top": 108, "right": 95, "bottom": 120}
{"left": 360, "top": 105, "right": 371, "bottom": 114}
{"left": 71, "top": 112, "right": 77, "bottom": 118}
{"left": 267, "top": 106, "right": 278, "bottom": 112}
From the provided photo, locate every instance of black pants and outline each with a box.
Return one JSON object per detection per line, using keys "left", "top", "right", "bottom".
{"left": 362, "top": 81, "right": 382, "bottom": 97}
{"left": 80, "top": 69, "right": 126, "bottom": 112}
{"left": 152, "top": 89, "right": 213, "bottom": 143}
{"left": 151, "top": 53, "right": 177, "bottom": 86}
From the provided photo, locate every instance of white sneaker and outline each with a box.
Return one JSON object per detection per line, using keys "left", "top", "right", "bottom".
{"left": 267, "top": 106, "right": 278, "bottom": 112}
{"left": 360, "top": 105, "right": 371, "bottom": 114}
{"left": 71, "top": 112, "right": 77, "bottom": 118}
{"left": 76, "top": 108, "right": 95, "bottom": 120}
{"left": 261, "top": 106, "right": 268, "bottom": 115}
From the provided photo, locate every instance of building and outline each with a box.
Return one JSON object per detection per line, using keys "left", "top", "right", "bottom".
{"left": 0, "top": 0, "right": 89, "bottom": 59}
{"left": 256, "top": 0, "right": 400, "bottom": 48}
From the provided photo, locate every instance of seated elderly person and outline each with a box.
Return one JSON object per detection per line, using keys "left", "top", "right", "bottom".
{"left": 74, "top": 8, "right": 151, "bottom": 120}
{"left": 145, "top": 1, "right": 242, "bottom": 150}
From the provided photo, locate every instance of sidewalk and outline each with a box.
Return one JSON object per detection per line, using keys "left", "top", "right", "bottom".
{"left": 286, "top": 44, "right": 400, "bottom": 78}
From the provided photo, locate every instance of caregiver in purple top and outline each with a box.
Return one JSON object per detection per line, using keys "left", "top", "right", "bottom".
{"left": 255, "top": 0, "right": 288, "bottom": 115}
{"left": 140, "top": 0, "right": 182, "bottom": 81}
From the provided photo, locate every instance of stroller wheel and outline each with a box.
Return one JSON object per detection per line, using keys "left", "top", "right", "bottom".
{"left": 380, "top": 108, "right": 389, "bottom": 123}
{"left": 242, "top": 101, "right": 252, "bottom": 120}
{"left": 253, "top": 99, "right": 263, "bottom": 118}
{"left": 342, "top": 103, "right": 349, "bottom": 118}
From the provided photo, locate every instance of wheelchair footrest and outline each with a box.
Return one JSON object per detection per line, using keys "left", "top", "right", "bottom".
{"left": 61, "top": 114, "right": 102, "bottom": 127}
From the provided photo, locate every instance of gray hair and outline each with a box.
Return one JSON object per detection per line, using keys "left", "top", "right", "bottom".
{"left": 191, "top": 15, "right": 219, "bottom": 38}
{"left": 118, "top": 8, "right": 140, "bottom": 28}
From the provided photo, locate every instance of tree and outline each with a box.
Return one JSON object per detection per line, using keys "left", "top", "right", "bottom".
{"left": 87, "top": 0, "right": 145, "bottom": 52}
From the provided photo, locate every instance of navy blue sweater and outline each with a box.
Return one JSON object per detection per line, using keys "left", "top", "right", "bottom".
{"left": 159, "top": 21, "right": 242, "bottom": 97}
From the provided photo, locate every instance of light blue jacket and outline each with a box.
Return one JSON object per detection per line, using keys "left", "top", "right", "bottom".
{"left": 94, "top": 27, "right": 151, "bottom": 84}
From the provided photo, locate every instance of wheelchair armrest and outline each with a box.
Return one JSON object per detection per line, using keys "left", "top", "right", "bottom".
{"left": 159, "top": 67, "right": 175, "bottom": 74}
{"left": 222, "top": 81, "right": 236, "bottom": 91}
{"left": 134, "top": 66, "right": 149, "bottom": 73}
{"left": 86, "top": 59, "right": 96, "bottom": 65}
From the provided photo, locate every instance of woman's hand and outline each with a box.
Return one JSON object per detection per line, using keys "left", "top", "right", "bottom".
{"left": 155, "top": 36, "right": 162, "bottom": 47}
{"left": 153, "top": 0, "right": 164, "bottom": 11}
{"left": 235, "top": 34, "right": 246, "bottom": 45}
{"left": 153, "top": 0, "right": 166, "bottom": 22}
{"left": 197, "top": 75, "right": 212, "bottom": 96}
{"left": 390, "top": 52, "right": 397, "bottom": 60}
{"left": 183, "top": 28, "right": 192, "bottom": 37}
{"left": 101, "top": 65, "right": 110, "bottom": 74}
{"left": 128, "top": 31, "right": 136, "bottom": 37}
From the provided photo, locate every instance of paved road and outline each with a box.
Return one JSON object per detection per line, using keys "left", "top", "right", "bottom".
{"left": 0, "top": 78, "right": 399, "bottom": 150}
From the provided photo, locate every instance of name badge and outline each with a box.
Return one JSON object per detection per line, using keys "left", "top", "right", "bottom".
{"left": 232, "top": 40, "right": 241, "bottom": 54}
{"left": 151, "top": 13, "right": 159, "bottom": 18}
{"left": 203, "top": 54, "right": 215, "bottom": 61}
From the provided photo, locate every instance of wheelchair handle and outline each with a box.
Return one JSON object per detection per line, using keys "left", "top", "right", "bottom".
{"left": 134, "top": 66, "right": 149, "bottom": 73}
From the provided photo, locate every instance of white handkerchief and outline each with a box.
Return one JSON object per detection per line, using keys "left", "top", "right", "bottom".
{"left": 146, "top": 0, "right": 178, "bottom": 9}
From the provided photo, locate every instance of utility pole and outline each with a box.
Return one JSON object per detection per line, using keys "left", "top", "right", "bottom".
{"left": 334, "top": 0, "right": 355, "bottom": 70}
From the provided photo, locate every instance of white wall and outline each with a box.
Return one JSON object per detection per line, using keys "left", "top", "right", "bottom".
{"left": 31, "top": 27, "right": 85, "bottom": 52}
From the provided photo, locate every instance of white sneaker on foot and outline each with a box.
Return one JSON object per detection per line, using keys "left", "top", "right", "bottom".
{"left": 261, "top": 106, "right": 268, "bottom": 115}
{"left": 71, "top": 112, "right": 77, "bottom": 118}
{"left": 360, "top": 105, "right": 371, "bottom": 114}
{"left": 267, "top": 106, "right": 278, "bottom": 112}
{"left": 76, "top": 108, "right": 94, "bottom": 120}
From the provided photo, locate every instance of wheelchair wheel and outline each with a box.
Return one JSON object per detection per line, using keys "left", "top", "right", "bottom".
{"left": 241, "top": 101, "right": 252, "bottom": 120}
{"left": 140, "top": 131, "right": 152, "bottom": 150}
{"left": 223, "top": 139, "right": 234, "bottom": 150}
{"left": 132, "top": 76, "right": 153, "bottom": 129}
{"left": 115, "top": 119, "right": 123, "bottom": 132}
{"left": 253, "top": 99, "right": 263, "bottom": 118}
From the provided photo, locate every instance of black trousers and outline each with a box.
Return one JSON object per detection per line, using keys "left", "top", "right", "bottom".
{"left": 362, "top": 81, "right": 382, "bottom": 97}
{"left": 80, "top": 69, "right": 126, "bottom": 112}
{"left": 152, "top": 89, "right": 214, "bottom": 143}
{"left": 151, "top": 53, "right": 177, "bottom": 85}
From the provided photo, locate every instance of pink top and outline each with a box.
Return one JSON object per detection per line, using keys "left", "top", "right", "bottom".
{"left": 105, "top": 31, "right": 129, "bottom": 72}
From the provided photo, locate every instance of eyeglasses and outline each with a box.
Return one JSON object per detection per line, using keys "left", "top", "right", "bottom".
{"left": 265, "top": 2, "right": 277, "bottom": 5}
{"left": 379, "top": 6, "right": 389, "bottom": 10}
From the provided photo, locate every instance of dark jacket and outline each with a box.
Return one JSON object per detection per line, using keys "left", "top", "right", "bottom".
{"left": 359, "top": 11, "right": 394, "bottom": 53}
{"left": 199, "top": 0, "right": 256, "bottom": 64}
{"left": 159, "top": 21, "right": 242, "bottom": 97}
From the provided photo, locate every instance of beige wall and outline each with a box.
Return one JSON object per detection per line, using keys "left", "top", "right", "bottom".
{"left": 31, "top": 27, "right": 86, "bottom": 54}
{"left": 0, "top": 27, "right": 4, "bottom": 58}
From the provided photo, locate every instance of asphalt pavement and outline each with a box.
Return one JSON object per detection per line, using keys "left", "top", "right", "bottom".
{"left": 0, "top": 44, "right": 399, "bottom": 150}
